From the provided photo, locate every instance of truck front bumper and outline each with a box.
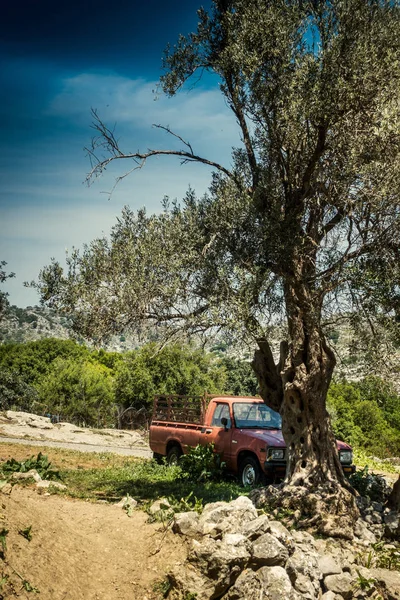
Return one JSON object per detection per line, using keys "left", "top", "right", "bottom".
{"left": 263, "top": 461, "right": 286, "bottom": 481}
{"left": 342, "top": 464, "right": 356, "bottom": 476}
{"left": 263, "top": 461, "right": 356, "bottom": 480}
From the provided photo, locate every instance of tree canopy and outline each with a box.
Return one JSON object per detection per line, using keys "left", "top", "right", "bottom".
{"left": 35, "top": 0, "right": 400, "bottom": 527}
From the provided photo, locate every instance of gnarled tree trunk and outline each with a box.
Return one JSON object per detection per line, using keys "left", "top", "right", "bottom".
{"left": 252, "top": 276, "right": 358, "bottom": 536}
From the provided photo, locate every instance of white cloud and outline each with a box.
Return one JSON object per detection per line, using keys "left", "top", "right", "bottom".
{"left": 46, "top": 72, "right": 241, "bottom": 162}
{"left": 3, "top": 72, "right": 243, "bottom": 307}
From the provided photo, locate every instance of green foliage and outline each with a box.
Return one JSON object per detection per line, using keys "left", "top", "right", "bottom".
{"left": 353, "top": 570, "right": 377, "bottom": 593}
{"left": 38, "top": 357, "right": 115, "bottom": 427}
{"left": 18, "top": 526, "right": 33, "bottom": 542}
{"left": 61, "top": 455, "right": 243, "bottom": 506}
{"left": 327, "top": 377, "right": 400, "bottom": 457}
{"left": 356, "top": 542, "right": 400, "bottom": 572}
{"left": 349, "top": 466, "right": 389, "bottom": 503}
{"left": 179, "top": 444, "right": 226, "bottom": 483}
{"left": 219, "top": 356, "right": 258, "bottom": 397}
{"left": 1, "top": 453, "right": 61, "bottom": 481}
{"left": 114, "top": 343, "right": 227, "bottom": 411}
{"left": 0, "top": 368, "right": 39, "bottom": 412}
{"left": 0, "top": 529, "right": 8, "bottom": 557}
{"left": 0, "top": 338, "right": 89, "bottom": 387}
{"left": 153, "top": 578, "right": 171, "bottom": 598}
{"left": 0, "top": 261, "right": 15, "bottom": 322}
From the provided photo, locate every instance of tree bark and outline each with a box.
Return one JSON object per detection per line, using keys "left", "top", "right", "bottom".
{"left": 253, "top": 277, "right": 349, "bottom": 490}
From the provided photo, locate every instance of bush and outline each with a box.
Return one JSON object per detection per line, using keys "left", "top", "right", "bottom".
{"left": 178, "top": 444, "right": 226, "bottom": 482}
{"left": 349, "top": 466, "right": 391, "bottom": 503}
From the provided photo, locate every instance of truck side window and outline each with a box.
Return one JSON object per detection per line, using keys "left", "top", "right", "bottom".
{"left": 211, "top": 403, "right": 231, "bottom": 428}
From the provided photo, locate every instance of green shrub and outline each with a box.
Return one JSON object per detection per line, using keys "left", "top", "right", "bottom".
{"left": 349, "top": 466, "right": 390, "bottom": 502}
{"left": 178, "top": 444, "right": 226, "bottom": 482}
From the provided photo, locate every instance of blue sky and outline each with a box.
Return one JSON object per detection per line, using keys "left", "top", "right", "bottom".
{"left": 1, "top": 0, "right": 240, "bottom": 307}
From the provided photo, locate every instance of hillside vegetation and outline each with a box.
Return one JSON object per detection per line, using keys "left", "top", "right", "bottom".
{"left": 0, "top": 337, "right": 399, "bottom": 461}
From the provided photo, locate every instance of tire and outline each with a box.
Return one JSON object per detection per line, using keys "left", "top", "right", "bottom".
{"left": 152, "top": 452, "right": 164, "bottom": 464}
{"left": 166, "top": 445, "right": 182, "bottom": 466}
{"left": 239, "top": 456, "right": 262, "bottom": 487}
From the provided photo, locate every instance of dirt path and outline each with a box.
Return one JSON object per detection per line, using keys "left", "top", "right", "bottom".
{"left": 2, "top": 486, "right": 187, "bottom": 600}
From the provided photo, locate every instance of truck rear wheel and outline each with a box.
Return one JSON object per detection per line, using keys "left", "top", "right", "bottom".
{"left": 239, "top": 456, "right": 262, "bottom": 487}
{"left": 167, "top": 445, "right": 182, "bottom": 466}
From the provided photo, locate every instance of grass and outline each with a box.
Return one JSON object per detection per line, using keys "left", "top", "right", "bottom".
{"left": 353, "top": 448, "right": 400, "bottom": 476}
{"left": 0, "top": 442, "right": 244, "bottom": 506}
{"left": 1, "top": 441, "right": 398, "bottom": 509}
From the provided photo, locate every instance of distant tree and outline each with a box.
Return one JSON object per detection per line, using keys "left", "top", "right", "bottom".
{"left": 327, "top": 378, "right": 400, "bottom": 457}
{"left": 220, "top": 357, "right": 258, "bottom": 397}
{"left": 0, "top": 367, "right": 39, "bottom": 412}
{"left": 0, "top": 261, "right": 15, "bottom": 322}
{"left": 36, "top": 0, "right": 400, "bottom": 528}
{"left": 114, "top": 343, "right": 227, "bottom": 411}
{"left": 0, "top": 339, "right": 89, "bottom": 386}
{"left": 38, "top": 357, "right": 115, "bottom": 427}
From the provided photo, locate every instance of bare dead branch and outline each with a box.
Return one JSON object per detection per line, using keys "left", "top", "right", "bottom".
{"left": 84, "top": 109, "right": 236, "bottom": 197}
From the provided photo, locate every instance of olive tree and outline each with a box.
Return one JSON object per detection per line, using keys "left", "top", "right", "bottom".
{"left": 36, "top": 0, "right": 400, "bottom": 528}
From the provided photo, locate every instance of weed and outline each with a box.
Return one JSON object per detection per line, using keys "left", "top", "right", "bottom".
{"left": 0, "top": 529, "right": 8, "bottom": 558}
{"left": 178, "top": 444, "right": 226, "bottom": 483}
{"left": 349, "top": 466, "right": 390, "bottom": 502}
{"left": 354, "top": 569, "right": 377, "bottom": 592}
{"left": 22, "top": 579, "right": 40, "bottom": 594}
{"left": 356, "top": 541, "right": 400, "bottom": 572}
{"left": 1, "top": 453, "right": 61, "bottom": 481}
{"left": 18, "top": 526, "right": 33, "bottom": 542}
{"left": 153, "top": 577, "right": 171, "bottom": 598}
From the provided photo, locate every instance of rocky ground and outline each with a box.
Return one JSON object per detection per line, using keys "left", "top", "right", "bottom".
{"left": 1, "top": 412, "right": 400, "bottom": 599}
{"left": 165, "top": 494, "right": 400, "bottom": 599}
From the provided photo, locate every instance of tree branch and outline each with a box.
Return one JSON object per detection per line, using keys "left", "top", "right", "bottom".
{"left": 85, "top": 109, "right": 236, "bottom": 195}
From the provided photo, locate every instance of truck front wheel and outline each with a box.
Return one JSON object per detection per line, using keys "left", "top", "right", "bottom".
{"left": 239, "top": 456, "right": 262, "bottom": 487}
{"left": 167, "top": 445, "right": 182, "bottom": 466}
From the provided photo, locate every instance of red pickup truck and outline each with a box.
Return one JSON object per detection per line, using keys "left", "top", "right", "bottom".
{"left": 149, "top": 394, "right": 356, "bottom": 486}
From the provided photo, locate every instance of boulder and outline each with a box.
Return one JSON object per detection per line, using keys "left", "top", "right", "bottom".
{"left": 323, "top": 572, "right": 354, "bottom": 600}
{"left": 198, "top": 496, "right": 258, "bottom": 537}
{"left": 370, "top": 567, "right": 400, "bottom": 600}
{"left": 36, "top": 480, "right": 66, "bottom": 490}
{"left": 241, "top": 514, "right": 271, "bottom": 541}
{"left": 187, "top": 534, "right": 252, "bottom": 597}
{"left": 251, "top": 532, "right": 289, "bottom": 567}
{"left": 257, "top": 566, "right": 301, "bottom": 600}
{"left": 172, "top": 511, "right": 201, "bottom": 537}
{"left": 168, "top": 562, "right": 220, "bottom": 600}
{"left": 286, "top": 546, "right": 322, "bottom": 584}
{"left": 11, "top": 469, "right": 41, "bottom": 482}
{"left": 384, "top": 511, "right": 400, "bottom": 540}
{"left": 318, "top": 554, "right": 342, "bottom": 577}
{"left": 221, "top": 568, "right": 262, "bottom": 600}
{"left": 354, "top": 518, "right": 377, "bottom": 544}
{"left": 148, "top": 498, "right": 171, "bottom": 515}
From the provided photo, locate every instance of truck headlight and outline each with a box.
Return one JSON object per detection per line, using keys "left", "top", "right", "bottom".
{"left": 268, "top": 448, "right": 285, "bottom": 460}
{"left": 339, "top": 451, "right": 352, "bottom": 464}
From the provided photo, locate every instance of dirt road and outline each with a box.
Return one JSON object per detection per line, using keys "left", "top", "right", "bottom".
{"left": 0, "top": 435, "right": 153, "bottom": 458}
{"left": 0, "top": 410, "right": 152, "bottom": 458}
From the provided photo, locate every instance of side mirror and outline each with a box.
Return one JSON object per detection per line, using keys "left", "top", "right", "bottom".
{"left": 221, "top": 417, "right": 229, "bottom": 430}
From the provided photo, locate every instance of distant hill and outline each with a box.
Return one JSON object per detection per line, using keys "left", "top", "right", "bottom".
{"left": 1, "top": 305, "right": 399, "bottom": 391}
{"left": 0, "top": 305, "right": 140, "bottom": 352}
{"left": 0, "top": 305, "right": 72, "bottom": 344}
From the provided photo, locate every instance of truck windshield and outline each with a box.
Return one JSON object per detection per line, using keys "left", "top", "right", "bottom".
{"left": 233, "top": 402, "right": 282, "bottom": 429}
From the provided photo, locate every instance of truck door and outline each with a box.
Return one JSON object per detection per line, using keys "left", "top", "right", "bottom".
{"left": 200, "top": 402, "right": 234, "bottom": 469}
